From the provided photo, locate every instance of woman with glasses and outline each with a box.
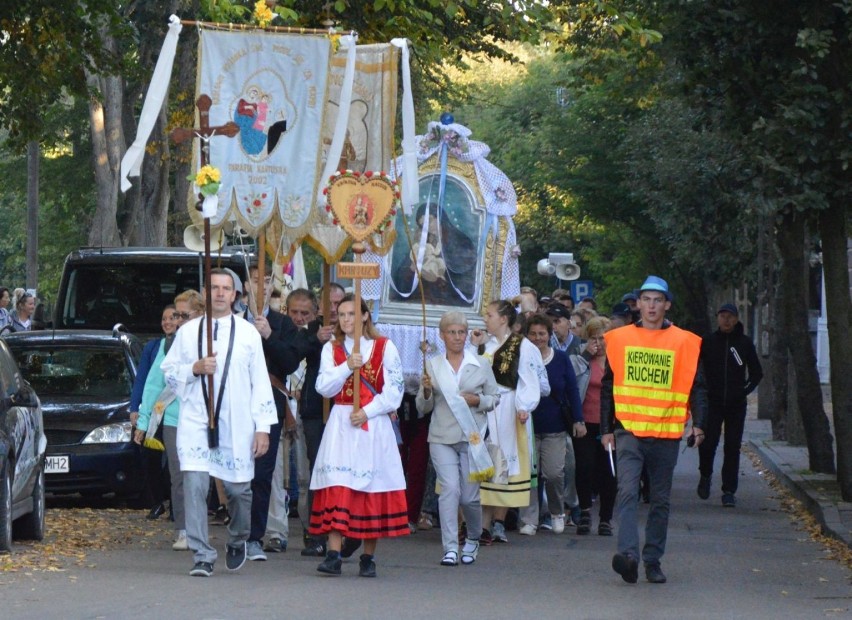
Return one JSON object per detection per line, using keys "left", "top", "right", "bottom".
{"left": 416, "top": 311, "right": 500, "bottom": 566}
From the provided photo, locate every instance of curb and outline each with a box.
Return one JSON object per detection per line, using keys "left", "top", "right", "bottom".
{"left": 748, "top": 439, "right": 852, "bottom": 550}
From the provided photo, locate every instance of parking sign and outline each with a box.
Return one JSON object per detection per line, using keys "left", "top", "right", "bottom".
{"left": 571, "top": 280, "right": 594, "bottom": 301}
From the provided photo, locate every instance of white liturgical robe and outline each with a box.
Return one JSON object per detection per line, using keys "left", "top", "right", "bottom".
{"left": 161, "top": 314, "right": 276, "bottom": 483}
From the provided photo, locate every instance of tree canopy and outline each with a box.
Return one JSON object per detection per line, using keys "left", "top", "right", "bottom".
{"left": 0, "top": 0, "right": 125, "bottom": 148}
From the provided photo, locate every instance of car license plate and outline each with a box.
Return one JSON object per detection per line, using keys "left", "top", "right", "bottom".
{"left": 45, "top": 455, "right": 70, "bottom": 474}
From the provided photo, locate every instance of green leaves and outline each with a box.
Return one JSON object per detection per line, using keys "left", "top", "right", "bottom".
{"left": 0, "top": 0, "right": 126, "bottom": 148}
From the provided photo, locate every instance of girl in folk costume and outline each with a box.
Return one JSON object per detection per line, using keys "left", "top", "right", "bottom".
{"left": 309, "top": 294, "right": 408, "bottom": 577}
{"left": 471, "top": 300, "right": 549, "bottom": 544}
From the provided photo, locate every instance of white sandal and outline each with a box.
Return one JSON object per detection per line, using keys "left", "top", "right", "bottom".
{"left": 461, "top": 539, "right": 479, "bottom": 565}
{"left": 440, "top": 550, "right": 458, "bottom": 566}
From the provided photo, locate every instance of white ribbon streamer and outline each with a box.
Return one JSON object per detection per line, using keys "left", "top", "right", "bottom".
{"left": 317, "top": 33, "right": 357, "bottom": 207}
{"left": 120, "top": 15, "right": 183, "bottom": 192}
{"left": 391, "top": 38, "right": 419, "bottom": 209}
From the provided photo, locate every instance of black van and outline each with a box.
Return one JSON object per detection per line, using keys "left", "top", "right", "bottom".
{"left": 53, "top": 247, "right": 253, "bottom": 338}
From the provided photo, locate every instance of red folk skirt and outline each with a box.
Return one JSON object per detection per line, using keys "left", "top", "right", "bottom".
{"left": 309, "top": 486, "right": 410, "bottom": 540}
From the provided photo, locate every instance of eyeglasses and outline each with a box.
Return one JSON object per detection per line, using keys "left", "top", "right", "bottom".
{"left": 172, "top": 312, "right": 191, "bottom": 320}
{"left": 442, "top": 329, "right": 468, "bottom": 337}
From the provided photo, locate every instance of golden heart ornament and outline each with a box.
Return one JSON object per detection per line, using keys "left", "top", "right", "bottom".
{"left": 325, "top": 171, "right": 399, "bottom": 243}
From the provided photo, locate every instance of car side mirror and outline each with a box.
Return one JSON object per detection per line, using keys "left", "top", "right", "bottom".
{"left": 11, "top": 385, "right": 38, "bottom": 408}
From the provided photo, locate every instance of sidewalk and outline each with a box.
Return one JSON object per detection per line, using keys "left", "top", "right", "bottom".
{"left": 746, "top": 416, "right": 852, "bottom": 549}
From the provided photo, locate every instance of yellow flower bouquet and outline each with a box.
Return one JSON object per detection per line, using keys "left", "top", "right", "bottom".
{"left": 187, "top": 164, "right": 221, "bottom": 197}
{"left": 254, "top": 0, "right": 274, "bottom": 28}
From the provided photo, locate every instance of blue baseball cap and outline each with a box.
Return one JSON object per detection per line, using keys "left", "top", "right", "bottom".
{"left": 717, "top": 303, "right": 738, "bottom": 316}
{"left": 639, "top": 275, "right": 671, "bottom": 301}
{"left": 621, "top": 292, "right": 638, "bottom": 303}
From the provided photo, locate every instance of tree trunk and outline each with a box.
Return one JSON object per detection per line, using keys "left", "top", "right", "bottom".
{"left": 125, "top": 106, "right": 170, "bottom": 246}
{"left": 818, "top": 201, "right": 852, "bottom": 499}
{"left": 785, "top": 356, "right": 805, "bottom": 445}
{"left": 777, "top": 210, "right": 835, "bottom": 473}
{"left": 756, "top": 212, "right": 787, "bottom": 431}
{"left": 26, "top": 141, "right": 39, "bottom": 291}
{"left": 766, "top": 290, "right": 789, "bottom": 441}
{"left": 169, "top": 22, "right": 199, "bottom": 246}
{"left": 86, "top": 25, "right": 125, "bottom": 248}
{"left": 87, "top": 70, "right": 125, "bottom": 247}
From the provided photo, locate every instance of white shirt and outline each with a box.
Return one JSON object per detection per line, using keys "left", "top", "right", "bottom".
{"left": 161, "top": 314, "right": 276, "bottom": 482}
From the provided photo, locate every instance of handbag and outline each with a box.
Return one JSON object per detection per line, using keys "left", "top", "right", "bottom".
{"left": 486, "top": 439, "right": 509, "bottom": 485}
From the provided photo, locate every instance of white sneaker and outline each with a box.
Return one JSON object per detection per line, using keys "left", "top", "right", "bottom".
{"left": 519, "top": 523, "right": 537, "bottom": 536}
{"left": 552, "top": 514, "right": 565, "bottom": 535}
{"left": 172, "top": 530, "right": 188, "bottom": 550}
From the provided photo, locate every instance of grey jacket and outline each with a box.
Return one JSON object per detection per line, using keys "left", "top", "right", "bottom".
{"left": 417, "top": 353, "right": 500, "bottom": 445}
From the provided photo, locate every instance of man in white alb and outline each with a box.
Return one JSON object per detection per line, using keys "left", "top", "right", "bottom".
{"left": 162, "top": 268, "right": 276, "bottom": 577}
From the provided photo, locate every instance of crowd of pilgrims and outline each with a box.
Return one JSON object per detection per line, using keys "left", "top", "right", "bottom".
{"left": 133, "top": 276, "right": 639, "bottom": 576}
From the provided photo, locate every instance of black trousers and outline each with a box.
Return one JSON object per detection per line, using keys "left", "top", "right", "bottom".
{"left": 249, "top": 420, "right": 283, "bottom": 542}
{"left": 302, "top": 417, "right": 325, "bottom": 544}
{"left": 572, "top": 422, "right": 616, "bottom": 521}
{"left": 698, "top": 401, "right": 747, "bottom": 494}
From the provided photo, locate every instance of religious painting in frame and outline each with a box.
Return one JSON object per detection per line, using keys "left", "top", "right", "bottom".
{"left": 380, "top": 164, "right": 487, "bottom": 327}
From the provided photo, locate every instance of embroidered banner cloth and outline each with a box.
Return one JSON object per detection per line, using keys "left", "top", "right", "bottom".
{"left": 195, "top": 28, "right": 333, "bottom": 238}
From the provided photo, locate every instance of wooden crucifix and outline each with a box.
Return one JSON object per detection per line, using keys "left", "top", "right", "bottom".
{"left": 170, "top": 94, "right": 239, "bottom": 448}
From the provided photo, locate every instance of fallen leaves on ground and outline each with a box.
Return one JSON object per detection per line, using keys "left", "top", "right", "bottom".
{"left": 0, "top": 507, "right": 163, "bottom": 576}
{"left": 746, "top": 448, "right": 852, "bottom": 574}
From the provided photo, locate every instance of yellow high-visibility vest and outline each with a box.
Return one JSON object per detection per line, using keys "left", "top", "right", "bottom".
{"left": 604, "top": 324, "right": 701, "bottom": 439}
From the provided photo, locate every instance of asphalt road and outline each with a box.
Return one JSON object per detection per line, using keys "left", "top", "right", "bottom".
{"left": 2, "top": 447, "right": 850, "bottom": 620}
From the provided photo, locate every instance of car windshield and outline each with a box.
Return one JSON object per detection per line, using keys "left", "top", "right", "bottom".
{"left": 11, "top": 346, "right": 131, "bottom": 398}
{"left": 58, "top": 263, "right": 203, "bottom": 333}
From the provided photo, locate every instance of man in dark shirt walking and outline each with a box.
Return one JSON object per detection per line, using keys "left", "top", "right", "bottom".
{"left": 697, "top": 303, "right": 763, "bottom": 507}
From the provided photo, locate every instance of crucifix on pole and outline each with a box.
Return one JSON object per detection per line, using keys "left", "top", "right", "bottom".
{"left": 170, "top": 94, "right": 239, "bottom": 447}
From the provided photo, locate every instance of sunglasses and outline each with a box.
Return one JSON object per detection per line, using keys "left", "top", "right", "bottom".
{"left": 172, "top": 312, "right": 191, "bottom": 320}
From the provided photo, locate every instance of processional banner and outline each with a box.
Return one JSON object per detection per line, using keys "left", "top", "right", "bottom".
{"left": 195, "top": 28, "right": 332, "bottom": 238}
{"left": 301, "top": 43, "right": 399, "bottom": 263}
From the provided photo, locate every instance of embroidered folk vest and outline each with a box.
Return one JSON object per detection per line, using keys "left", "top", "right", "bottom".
{"left": 604, "top": 325, "right": 701, "bottom": 439}
{"left": 491, "top": 333, "right": 523, "bottom": 391}
{"left": 333, "top": 337, "right": 388, "bottom": 406}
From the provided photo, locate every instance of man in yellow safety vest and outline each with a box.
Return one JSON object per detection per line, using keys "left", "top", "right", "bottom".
{"left": 600, "top": 275, "right": 708, "bottom": 585}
